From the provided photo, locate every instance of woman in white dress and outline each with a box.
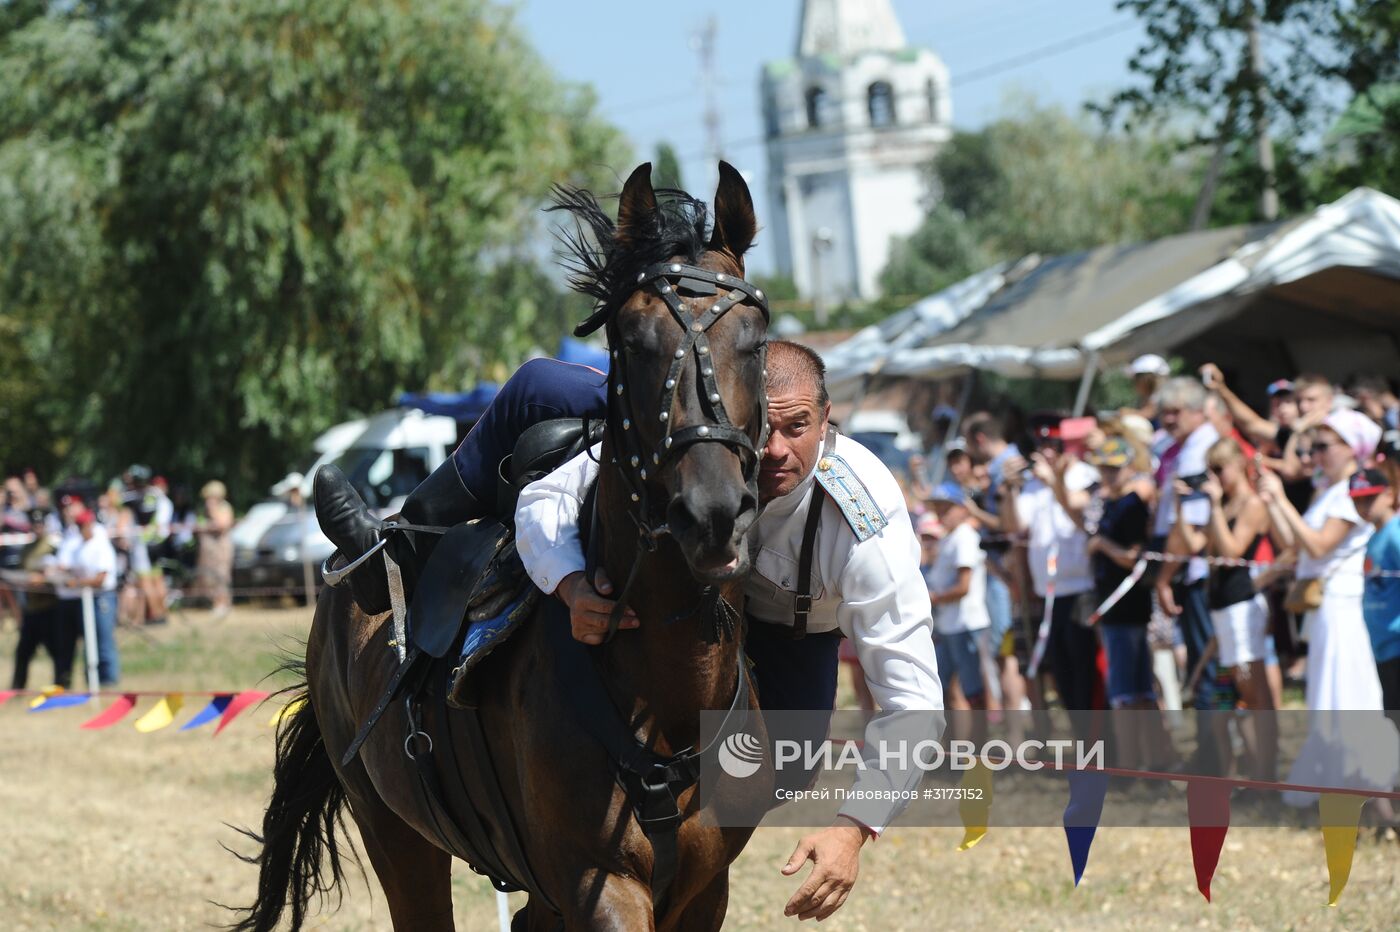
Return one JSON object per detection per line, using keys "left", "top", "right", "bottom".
{"left": 1258, "top": 409, "right": 1398, "bottom": 808}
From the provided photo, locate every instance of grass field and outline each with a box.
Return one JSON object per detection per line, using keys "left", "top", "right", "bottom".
{"left": 1, "top": 605, "right": 1396, "bottom": 931}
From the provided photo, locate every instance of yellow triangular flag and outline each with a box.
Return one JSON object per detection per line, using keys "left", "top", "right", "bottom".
{"left": 29, "top": 685, "right": 64, "bottom": 708}
{"left": 957, "top": 761, "right": 995, "bottom": 851}
{"left": 1319, "top": 793, "right": 1367, "bottom": 906}
{"left": 133, "top": 694, "right": 184, "bottom": 733}
{"left": 269, "top": 696, "right": 305, "bottom": 728}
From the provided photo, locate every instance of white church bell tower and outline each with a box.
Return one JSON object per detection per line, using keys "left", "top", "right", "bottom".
{"left": 761, "top": 0, "right": 951, "bottom": 303}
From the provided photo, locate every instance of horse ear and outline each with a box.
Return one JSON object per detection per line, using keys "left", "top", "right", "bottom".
{"left": 709, "top": 160, "right": 756, "bottom": 263}
{"left": 616, "top": 162, "right": 657, "bottom": 243}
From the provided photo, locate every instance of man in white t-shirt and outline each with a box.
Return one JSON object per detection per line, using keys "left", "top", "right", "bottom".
{"left": 924, "top": 482, "right": 990, "bottom": 722}
{"left": 1000, "top": 424, "right": 1102, "bottom": 717}
{"left": 1151, "top": 377, "right": 1222, "bottom": 766}
{"left": 52, "top": 508, "right": 121, "bottom": 685}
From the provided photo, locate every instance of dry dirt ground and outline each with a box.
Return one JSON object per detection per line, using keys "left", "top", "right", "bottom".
{"left": 1, "top": 605, "right": 1396, "bottom": 931}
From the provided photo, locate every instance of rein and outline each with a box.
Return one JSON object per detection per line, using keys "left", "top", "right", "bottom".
{"left": 596, "top": 261, "right": 770, "bottom": 642}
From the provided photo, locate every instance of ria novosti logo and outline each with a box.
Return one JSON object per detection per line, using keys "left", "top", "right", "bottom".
{"left": 717, "top": 732, "right": 765, "bottom": 778}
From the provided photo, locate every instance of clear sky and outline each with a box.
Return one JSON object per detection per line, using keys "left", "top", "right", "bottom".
{"left": 513, "top": 0, "right": 1148, "bottom": 274}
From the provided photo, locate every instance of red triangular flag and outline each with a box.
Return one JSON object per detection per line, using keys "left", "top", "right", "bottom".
{"left": 1187, "top": 780, "right": 1232, "bottom": 901}
{"left": 0, "top": 689, "right": 17, "bottom": 707}
{"left": 80, "top": 693, "right": 139, "bottom": 730}
{"left": 214, "top": 690, "right": 270, "bottom": 735}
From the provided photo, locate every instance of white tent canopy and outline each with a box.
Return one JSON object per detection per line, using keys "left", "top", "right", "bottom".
{"left": 822, "top": 188, "right": 1400, "bottom": 399}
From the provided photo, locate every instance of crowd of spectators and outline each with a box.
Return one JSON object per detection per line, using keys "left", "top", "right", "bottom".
{"left": 2, "top": 467, "right": 235, "bottom": 691}
{"left": 892, "top": 354, "right": 1400, "bottom": 807}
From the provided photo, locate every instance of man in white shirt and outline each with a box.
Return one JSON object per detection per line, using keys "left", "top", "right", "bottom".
{"left": 517, "top": 341, "right": 943, "bottom": 923}
{"left": 52, "top": 508, "right": 121, "bottom": 685}
{"left": 1151, "top": 377, "right": 1222, "bottom": 764}
{"left": 999, "top": 424, "right": 1102, "bottom": 720}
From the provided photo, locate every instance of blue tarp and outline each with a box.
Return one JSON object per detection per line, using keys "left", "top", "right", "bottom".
{"left": 397, "top": 383, "right": 500, "bottom": 422}
{"left": 557, "top": 337, "right": 610, "bottom": 372}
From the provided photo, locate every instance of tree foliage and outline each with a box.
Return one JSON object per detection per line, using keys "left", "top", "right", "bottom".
{"left": 0, "top": 0, "right": 627, "bottom": 499}
{"left": 880, "top": 101, "right": 1198, "bottom": 297}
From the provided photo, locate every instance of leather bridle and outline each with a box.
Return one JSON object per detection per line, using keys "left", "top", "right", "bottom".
{"left": 590, "top": 260, "right": 770, "bottom": 639}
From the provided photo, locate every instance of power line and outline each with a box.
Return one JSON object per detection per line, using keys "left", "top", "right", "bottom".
{"left": 674, "top": 19, "right": 1142, "bottom": 163}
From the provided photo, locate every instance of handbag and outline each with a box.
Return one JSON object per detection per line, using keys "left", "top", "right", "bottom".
{"left": 1283, "top": 577, "right": 1324, "bottom": 615}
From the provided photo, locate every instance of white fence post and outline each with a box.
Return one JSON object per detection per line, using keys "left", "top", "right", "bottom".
{"left": 81, "top": 586, "right": 99, "bottom": 692}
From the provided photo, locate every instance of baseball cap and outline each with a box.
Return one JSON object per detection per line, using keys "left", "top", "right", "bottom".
{"left": 1088, "top": 437, "right": 1132, "bottom": 468}
{"left": 927, "top": 482, "right": 966, "bottom": 506}
{"left": 1129, "top": 354, "right": 1171, "bottom": 378}
{"left": 1266, "top": 379, "right": 1295, "bottom": 397}
{"left": 1348, "top": 468, "right": 1387, "bottom": 499}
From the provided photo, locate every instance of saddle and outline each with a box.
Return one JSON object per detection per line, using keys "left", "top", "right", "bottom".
{"left": 342, "top": 417, "right": 601, "bottom": 765}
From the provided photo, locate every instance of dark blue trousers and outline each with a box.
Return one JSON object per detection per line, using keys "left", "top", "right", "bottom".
{"left": 450, "top": 357, "right": 608, "bottom": 504}
{"left": 746, "top": 621, "right": 842, "bottom": 794}
{"left": 1175, "top": 577, "right": 1222, "bottom": 773}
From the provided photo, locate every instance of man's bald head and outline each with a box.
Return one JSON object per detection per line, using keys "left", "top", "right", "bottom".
{"left": 767, "top": 340, "right": 829, "bottom": 409}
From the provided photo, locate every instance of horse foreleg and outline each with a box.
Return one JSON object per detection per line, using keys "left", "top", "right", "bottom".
{"left": 664, "top": 873, "right": 729, "bottom": 932}
{"left": 344, "top": 785, "right": 456, "bottom": 931}
{"left": 556, "top": 873, "right": 654, "bottom": 932}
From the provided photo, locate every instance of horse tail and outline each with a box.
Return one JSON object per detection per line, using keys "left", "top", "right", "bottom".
{"left": 226, "top": 659, "right": 356, "bottom": 932}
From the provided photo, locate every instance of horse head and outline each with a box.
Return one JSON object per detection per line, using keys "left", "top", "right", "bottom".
{"left": 555, "top": 162, "right": 769, "bottom": 585}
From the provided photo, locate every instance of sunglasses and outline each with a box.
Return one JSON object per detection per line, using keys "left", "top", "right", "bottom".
{"left": 1309, "top": 440, "right": 1337, "bottom": 453}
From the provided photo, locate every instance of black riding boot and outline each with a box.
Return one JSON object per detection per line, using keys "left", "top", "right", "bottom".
{"left": 314, "top": 459, "right": 483, "bottom": 615}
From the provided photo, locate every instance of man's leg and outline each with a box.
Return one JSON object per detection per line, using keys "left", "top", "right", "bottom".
{"left": 1176, "top": 579, "right": 1221, "bottom": 774}
{"left": 746, "top": 621, "right": 842, "bottom": 795}
{"left": 94, "top": 590, "right": 120, "bottom": 685}
{"left": 316, "top": 358, "right": 608, "bottom": 614}
{"left": 11, "top": 605, "right": 43, "bottom": 690}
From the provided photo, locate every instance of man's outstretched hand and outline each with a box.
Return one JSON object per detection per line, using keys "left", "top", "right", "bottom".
{"left": 555, "top": 569, "right": 638, "bottom": 645}
{"left": 781, "top": 817, "right": 871, "bottom": 921}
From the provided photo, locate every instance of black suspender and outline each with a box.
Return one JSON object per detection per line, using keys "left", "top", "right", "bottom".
{"left": 793, "top": 483, "right": 826, "bottom": 639}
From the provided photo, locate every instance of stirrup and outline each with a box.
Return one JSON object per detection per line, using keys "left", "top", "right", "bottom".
{"left": 322, "top": 537, "right": 389, "bottom": 588}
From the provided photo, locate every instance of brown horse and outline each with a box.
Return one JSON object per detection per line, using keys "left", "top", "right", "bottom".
{"left": 231, "top": 163, "right": 773, "bottom": 931}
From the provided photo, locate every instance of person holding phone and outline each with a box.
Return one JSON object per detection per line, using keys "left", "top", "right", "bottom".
{"left": 1151, "top": 377, "right": 1222, "bottom": 771}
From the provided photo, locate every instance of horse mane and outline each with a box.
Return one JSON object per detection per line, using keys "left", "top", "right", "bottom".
{"left": 548, "top": 184, "right": 710, "bottom": 336}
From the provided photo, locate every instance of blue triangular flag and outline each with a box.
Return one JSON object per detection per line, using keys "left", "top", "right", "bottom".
{"left": 180, "top": 694, "right": 233, "bottom": 731}
{"left": 29, "top": 693, "right": 93, "bottom": 711}
{"left": 1063, "top": 770, "right": 1109, "bottom": 886}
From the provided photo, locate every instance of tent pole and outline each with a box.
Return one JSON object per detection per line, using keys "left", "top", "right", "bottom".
{"left": 1072, "top": 350, "right": 1100, "bottom": 417}
{"left": 930, "top": 369, "right": 977, "bottom": 486}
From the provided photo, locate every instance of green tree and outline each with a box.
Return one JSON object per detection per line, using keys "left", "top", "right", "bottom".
{"left": 0, "top": 0, "right": 627, "bottom": 498}
{"left": 882, "top": 100, "right": 1198, "bottom": 297}
{"left": 878, "top": 204, "right": 987, "bottom": 299}
{"left": 653, "top": 141, "right": 685, "bottom": 191}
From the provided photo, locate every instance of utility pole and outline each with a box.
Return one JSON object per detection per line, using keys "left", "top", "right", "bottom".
{"left": 1245, "top": 2, "right": 1278, "bottom": 221}
{"left": 693, "top": 16, "right": 722, "bottom": 188}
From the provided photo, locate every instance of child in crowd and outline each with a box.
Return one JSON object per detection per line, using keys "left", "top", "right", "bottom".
{"left": 924, "top": 482, "right": 991, "bottom": 745}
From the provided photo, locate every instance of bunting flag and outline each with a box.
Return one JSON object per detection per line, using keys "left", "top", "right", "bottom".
{"left": 0, "top": 689, "right": 17, "bottom": 707}
{"left": 28, "top": 685, "right": 66, "bottom": 708}
{"left": 1186, "top": 781, "right": 1232, "bottom": 901}
{"left": 1063, "top": 770, "right": 1109, "bottom": 886}
{"left": 133, "top": 693, "right": 184, "bottom": 733}
{"left": 269, "top": 695, "right": 305, "bottom": 728}
{"left": 181, "top": 694, "right": 234, "bottom": 731}
{"left": 957, "top": 761, "right": 995, "bottom": 850}
{"left": 1319, "top": 794, "right": 1367, "bottom": 907}
{"left": 214, "top": 690, "right": 270, "bottom": 736}
{"left": 30, "top": 692, "right": 92, "bottom": 711}
{"left": 80, "top": 693, "right": 139, "bottom": 730}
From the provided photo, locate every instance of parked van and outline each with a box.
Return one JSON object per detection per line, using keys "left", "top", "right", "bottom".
{"left": 233, "top": 407, "right": 459, "bottom": 597}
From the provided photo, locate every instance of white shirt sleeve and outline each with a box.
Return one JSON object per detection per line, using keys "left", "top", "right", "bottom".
{"left": 514, "top": 447, "right": 599, "bottom": 594}
{"left": 833, "top": 509, "right": 947, "bottom": 832}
